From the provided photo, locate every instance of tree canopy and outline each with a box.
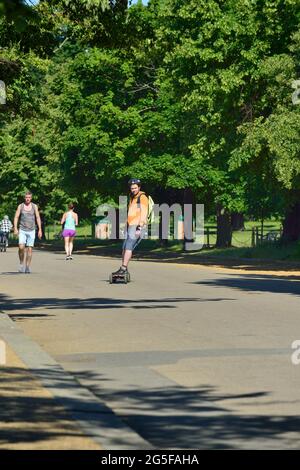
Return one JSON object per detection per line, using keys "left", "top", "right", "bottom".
{"left": 1, "top": 0, "right": 300, "bottom": 242}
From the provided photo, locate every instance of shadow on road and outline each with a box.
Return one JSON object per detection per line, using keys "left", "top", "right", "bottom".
{"left": 32, "top": 243, "right": 300, "bottom": 274}
{"left": 70, "top": 369, "right": 300, "bottom": 449}
{"left": 191, "top": 273, "right": 300, "bottom": 297}
{"left": 1, "top": 364, "right": 300, "bottom": 449}
{"left": 0, "top": 366, "right": 92, "bottom": 448}
{"left": 0, "top": 294, "right": 235, "bottom": 320}
{"left": 0, "top": 365, "right": 127, "bottom": 449}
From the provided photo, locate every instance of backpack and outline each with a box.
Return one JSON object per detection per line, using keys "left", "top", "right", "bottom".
{"left": 135, "top": 192, "right": 155, "bottom": 225}
{"left": 146, "top": 194, "right": 155, "bottom": 224}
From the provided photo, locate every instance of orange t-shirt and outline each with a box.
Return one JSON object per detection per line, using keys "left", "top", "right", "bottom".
{"left": 127, "top": 192, "right": 148, "bottom": 226}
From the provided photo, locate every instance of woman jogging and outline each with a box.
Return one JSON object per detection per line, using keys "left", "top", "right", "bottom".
{"left": 61, "top": 203, "right": 78, "bottom": 260}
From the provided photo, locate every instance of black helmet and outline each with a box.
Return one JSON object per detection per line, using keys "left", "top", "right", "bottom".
{"left": 128, "top": 178, "right": 141, "bottom": 186}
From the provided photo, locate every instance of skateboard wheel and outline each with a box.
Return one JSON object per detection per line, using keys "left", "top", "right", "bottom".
{"left": 109, "top": 274, "right": 113, "bottom": 284}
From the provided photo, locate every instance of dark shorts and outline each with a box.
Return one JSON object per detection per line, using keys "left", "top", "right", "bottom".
{"left": 0, "top": 232, "right": 8, "bottom": 243}
{"left": 62, "top": 229, "right": 76, "bottom": 238}
{"left": 122, "top": 225, "right": 146, "bottom": 251}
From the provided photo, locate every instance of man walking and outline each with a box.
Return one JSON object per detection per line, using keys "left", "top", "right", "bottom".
{"left": 14, "top": 191, "right": 42, "bottom": 273}
{"left": 0, "top": 215, "right": 13, "bottom": 247}
{"left": 112, "top": 178, "right": 149, "bottom": 276}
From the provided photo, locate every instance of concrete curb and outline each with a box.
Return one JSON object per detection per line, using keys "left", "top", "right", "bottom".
{"left": 0, "top": 313, "right": 152, "bottom": 450}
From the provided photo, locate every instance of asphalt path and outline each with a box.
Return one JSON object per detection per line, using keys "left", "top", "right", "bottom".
{"left": 1, "top": 248, "right": 300, "bottom": 449}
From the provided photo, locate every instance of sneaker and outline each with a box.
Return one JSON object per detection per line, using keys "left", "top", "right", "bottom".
{"left": 69, "top": 255, "right": 73, "bottom": 260}
{"left": 18, "top": 264, "right": 25, "bottom": 273}
{"left": 65, "top": 256, "right": 70, "bottom": 261}
{"left": 25, "top": 266, "right": 31, "bottom": 274}
{"left": 112, "top": 266, "right": 127, "bottom": 276}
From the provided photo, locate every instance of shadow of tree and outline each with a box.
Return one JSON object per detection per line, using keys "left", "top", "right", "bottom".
{"left": 1, "top": 364, "right": 300, "bottom": 449}
{"left": 38, "top": 245, "right": 300, "bottom": 274}
{"left": 191, "top": 273, "right": 300, "bottom": 297}
{"left": 0, "top": 294, "right": 235, "bottom": 319}
{"left": 69, "top": 369, "right": 300, "bottom": 449}
{"left": 0, "top": 366, "right": 98, "bottom": 448}
{"left": 0, "top": 365, "right": 139, "bottom": 449}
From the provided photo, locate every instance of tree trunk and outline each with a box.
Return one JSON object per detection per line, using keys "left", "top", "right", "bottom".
{"left": 216, "top": 206, "right": 232, "bottom": 247}
{"left": 282, "top": 202, "right": 300, "bottom": 242}
{"left": 231, "top": 212, "right": 245, "bottom": 231}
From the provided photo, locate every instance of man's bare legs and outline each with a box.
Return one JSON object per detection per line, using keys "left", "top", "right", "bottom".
{"left": 25, "top": 247, "right": 33, "bottom": 269}
{"left": 122, "top": 249, "right": 132, "bottom": 269}
{"left": 19, "top": 245, "right": 33, "bottom": 272}
{"left": 18, "top": 244, "right": 25, "bottom": 270}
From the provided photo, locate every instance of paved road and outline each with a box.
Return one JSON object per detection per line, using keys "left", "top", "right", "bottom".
{"left": 1, "top": 248, "right": 300, "bottom": 449}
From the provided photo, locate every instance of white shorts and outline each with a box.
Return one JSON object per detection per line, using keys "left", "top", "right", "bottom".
{"left": 19, "top": 229, "right": 36, "bottom": 247}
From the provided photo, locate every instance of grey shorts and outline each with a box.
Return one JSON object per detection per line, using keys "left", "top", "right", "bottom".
{"left": 123, "top": 225, "right": 146, "bottom": 251}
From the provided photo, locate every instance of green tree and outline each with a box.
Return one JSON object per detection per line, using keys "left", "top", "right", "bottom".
{"left": 139, "top": 0, "right": 300, "bottom": 245}
{"left": 230, "top": 30, "right": 300, "bottom": 240}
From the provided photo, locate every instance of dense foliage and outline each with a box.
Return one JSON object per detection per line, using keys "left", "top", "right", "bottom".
{"left": 1, "top": 0, "right": 299, "bottom": 243}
